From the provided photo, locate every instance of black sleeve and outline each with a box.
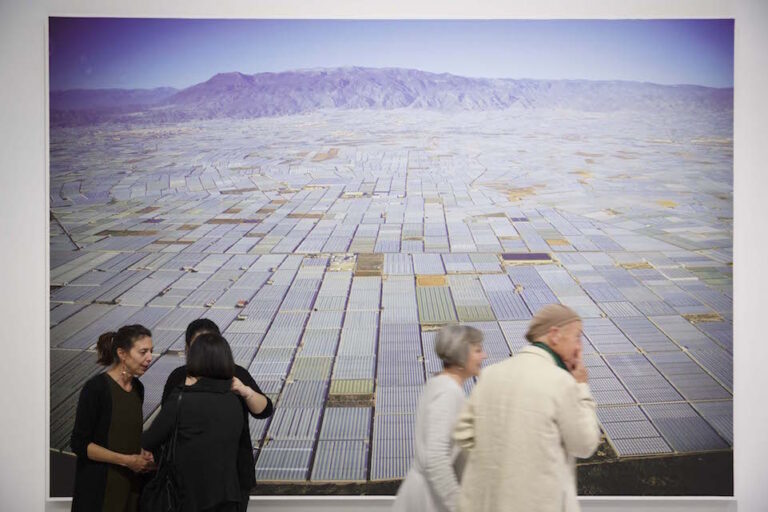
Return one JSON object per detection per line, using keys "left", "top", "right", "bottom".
{"left": 142, "top": 390, "right": 181, "bottom": 452}
{"left": 161, "top": 366, "right": 185, "bottom": 406}
{"left": 70, "top": 377, "right": 102, "bottom": 458}
{"left": 235, "top": 365, "right": 274, "bottom": 419}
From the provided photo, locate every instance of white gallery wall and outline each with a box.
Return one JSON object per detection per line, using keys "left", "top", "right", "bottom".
{"left": 0, "top": 1, "right": 765, "bottom": 511}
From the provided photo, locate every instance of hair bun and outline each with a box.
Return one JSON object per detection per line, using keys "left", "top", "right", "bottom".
{"left": 96, "top": 331, "right": 117, "bottom": 366}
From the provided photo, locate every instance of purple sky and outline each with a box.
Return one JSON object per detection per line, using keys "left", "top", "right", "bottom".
{"left": 49, "top": 18, "right": 734, "bottom": 90}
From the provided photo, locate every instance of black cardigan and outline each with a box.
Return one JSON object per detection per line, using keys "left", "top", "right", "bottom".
{"left": 143, "top": 378, "right": 244, "bottom": 511}
{"left": 162, "top": 364, "right": 273, "bottom": 491}
{"left": 70, "top": 372, "right": 145, "bottom": 512}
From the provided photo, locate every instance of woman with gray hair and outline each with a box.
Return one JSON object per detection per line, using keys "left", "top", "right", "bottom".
{"left": 392, "top": 325, "right": 486, "bottom": 512}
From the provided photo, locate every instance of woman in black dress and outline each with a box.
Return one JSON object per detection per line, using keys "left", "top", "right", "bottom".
{"left": 161, "top": 319, "right": 274, "bottom": 511}
{"left": 142, "top": 332, "right": 245, "bottom": 512}
{"left": 70, "top": 324, "right": 155, "bottom": 512}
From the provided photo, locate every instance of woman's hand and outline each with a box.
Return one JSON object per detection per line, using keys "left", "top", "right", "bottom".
{"left": 141, "top": 450, "right": 157, "bottom": 472}
{"left": 123, "top": 453, "right": 155, "bottom": 473}
{"left": 87, "top": 443, "right": 156, "bottom": 472}
{"left": 231, "top": 376, "right": 269, "bottom": 415}
{"left": 141, "top": 449, "right": 155, "bottom": 464}
{"left": 231, "top": 376, "right": 253, "bottom": 399}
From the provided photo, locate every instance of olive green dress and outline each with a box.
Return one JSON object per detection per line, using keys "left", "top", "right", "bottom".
{"left": 102, "top": 376, "right": 143, "bottom": 512}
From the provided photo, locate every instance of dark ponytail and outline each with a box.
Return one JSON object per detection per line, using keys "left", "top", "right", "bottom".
{"left": 96, "top": 332, "right": 117, "bottom": 365}
{"left": 95, "top": 325, "right": 152, "bottom": 366}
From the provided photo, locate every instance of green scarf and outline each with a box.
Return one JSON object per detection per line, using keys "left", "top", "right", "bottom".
{"left": 531, "top": 342, "right": 568, "bottom": 371}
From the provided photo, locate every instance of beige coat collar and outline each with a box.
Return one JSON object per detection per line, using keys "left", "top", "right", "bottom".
{"left": 519, "top": 343, "right": 558, "bottom": 365}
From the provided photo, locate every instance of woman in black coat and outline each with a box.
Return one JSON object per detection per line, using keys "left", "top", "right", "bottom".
{"left": 70, "top": 324, "right": 155, "bottom": 512}
{"left": 142, "top": 332, "right": 245, "bottom": 512}
{"left": 161, "top": 318, "right": 274, "bottom": 511}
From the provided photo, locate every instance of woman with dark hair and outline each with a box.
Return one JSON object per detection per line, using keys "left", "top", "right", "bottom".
{"left": 161, "top": 319, "right": 273, "bottom": 511}
{"left": 142, "top": 333, "right": 245, "bottom": 512}
{"left": 70, "top": 324, "right": 155, "bottom": 512}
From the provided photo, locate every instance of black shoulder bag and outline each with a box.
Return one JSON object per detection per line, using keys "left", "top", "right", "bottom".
{"left": 140, "top": 389, "right": 185, "bottom": 512}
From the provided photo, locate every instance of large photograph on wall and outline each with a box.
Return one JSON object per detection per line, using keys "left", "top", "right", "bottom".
{"left": 49, "top": 18, "right": 734, "bottom": 496}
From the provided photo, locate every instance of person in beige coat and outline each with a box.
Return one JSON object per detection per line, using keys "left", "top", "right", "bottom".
{"left": 453, "top": 304, "right": 601, "bottom": 512}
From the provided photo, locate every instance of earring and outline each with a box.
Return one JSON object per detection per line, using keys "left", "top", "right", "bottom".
{"left": 120, "top": 361, "right": 128, "bottom": 377}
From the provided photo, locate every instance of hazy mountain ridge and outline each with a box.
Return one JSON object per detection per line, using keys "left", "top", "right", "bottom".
{"left": 50, "top": 67, "right": 733, "bottom": 126}
{"left": 51, "top": 87, "right": 178, "bottom": 110}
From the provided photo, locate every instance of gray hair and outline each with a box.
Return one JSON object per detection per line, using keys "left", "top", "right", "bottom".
{"left": 434, "top": 325, "right": 484, "bottom": 368}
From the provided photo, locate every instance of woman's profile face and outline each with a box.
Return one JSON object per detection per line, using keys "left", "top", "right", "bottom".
{"left": 119, "top": 336, "right": 153, "bottom": 376}
{"left": 465, "top": 342, "right": 487, "bottom": 377}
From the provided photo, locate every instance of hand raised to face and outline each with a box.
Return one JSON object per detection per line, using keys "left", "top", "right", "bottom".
{"left": 567, "top": 347, "right": 588, "bottom": 384}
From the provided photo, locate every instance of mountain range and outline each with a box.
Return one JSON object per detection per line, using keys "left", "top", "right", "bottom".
{"left": 50, "top": 67, "right": 734, "bottom": 126}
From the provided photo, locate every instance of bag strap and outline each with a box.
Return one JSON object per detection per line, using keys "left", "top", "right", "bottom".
{"left": 167, "top": 387, "right": 183, "bottom": 463}
{"left": 157, "top": 387, "right": 183, "bottom": 469}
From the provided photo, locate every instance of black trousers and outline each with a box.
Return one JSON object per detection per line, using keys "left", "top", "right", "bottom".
{"left": 201, "top": 501, "right": 241, "bottom": 512}
{"left": 238, "top": 490, "right": 250, "bottom": 512}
